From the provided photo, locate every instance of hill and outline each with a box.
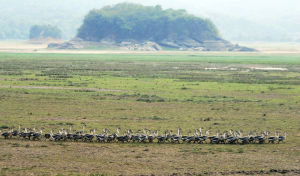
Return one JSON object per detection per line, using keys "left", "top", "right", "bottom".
{"left": 73, "top": 3, "right": 253, "bottom": 51}
{"left": 77, "top": 3, "right": 219, "bottom": 43}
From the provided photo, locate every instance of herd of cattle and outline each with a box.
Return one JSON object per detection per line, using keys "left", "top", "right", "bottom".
{"left": 1, "top": 126, "right": 287, "bottom": 144}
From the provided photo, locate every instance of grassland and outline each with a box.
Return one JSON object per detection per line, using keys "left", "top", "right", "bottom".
{"left": 0, "top": 52, "right": 299, "bottom": 175}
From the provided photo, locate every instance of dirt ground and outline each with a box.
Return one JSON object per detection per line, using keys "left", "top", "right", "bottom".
{"left": 1, "top": 40, "right": 300, "bottom": 54}
{"left": 0, "top": 43, "right": 299, "bottom": 175}
{"left": 0, "top": 139, "right": 299, "bottom": 176}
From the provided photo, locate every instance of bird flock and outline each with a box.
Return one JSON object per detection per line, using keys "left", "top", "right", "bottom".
{"left": 1, "top": 126, "right": 287, "bottom": 144}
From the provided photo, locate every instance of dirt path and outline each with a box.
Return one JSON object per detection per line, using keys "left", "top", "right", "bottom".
{"left": 1, "top": 41, "right": 300, "bottom": 54}
{"left": 0, "top": 84, "right": 121, "bottom": 92}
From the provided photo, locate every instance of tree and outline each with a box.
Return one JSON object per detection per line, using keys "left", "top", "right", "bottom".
{"left": 29, "top": 24, "right": 62, "bottom": 39}
{"left": 77, "top": 3, "right": 220, "bottom": 44}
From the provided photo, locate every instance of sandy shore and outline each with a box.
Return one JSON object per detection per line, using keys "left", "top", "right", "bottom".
{"left": 0, "top": 40, "right": 300, "bottom": 54}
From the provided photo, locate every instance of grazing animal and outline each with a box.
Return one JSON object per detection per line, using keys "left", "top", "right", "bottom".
{"left": 1, "top": 129, "right": 12, "bottom": 139}
{"left": 255, "top": 131, "right": 268, "bottom": 144}
{"left": 1, "top": 126, "right": 288, "bottom": 145}
{"left": 96, "top": 134, "right": 106, "bottom": 143}
{"left": 268, "top": 132, "right": 278, "bottom": 144}
{"left": 278, "top": 132, "right": 286, "bottom": 143}
{"left": 44, "top": 130, "right": 53, "bottom": 140}
{"left": 11, "top": 125, "right": 21, "bottom": 137}
{"left": 209, "top": 130, "right": 220, "bottom": 144}
{"left": 171, "top": 128, "right": 181, "bottom": 144}
{"left": 157, "top": 131, "right": 167, "bottom": 143}
{"left": 32, "top": 130, "right": 43, "bottom": 140}
{"left": 19, "top": 128, "right": 28, "bottom": 139}
{"left": 226, "top": 130, "right": 238, "bottom": 144}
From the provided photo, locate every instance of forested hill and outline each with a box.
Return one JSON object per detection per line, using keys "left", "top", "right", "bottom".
{"left": 77, "top": 3, "right": 220, "bottom": 46}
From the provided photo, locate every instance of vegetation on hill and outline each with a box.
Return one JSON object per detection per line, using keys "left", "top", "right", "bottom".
{"left": 77, "top": 3, "right": 220, "bottom": 45}
{"left": 29, "top": 24, "right": 62, "bottom": 39}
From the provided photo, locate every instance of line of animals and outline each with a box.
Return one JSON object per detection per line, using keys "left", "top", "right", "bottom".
{"left": 1, "top": 126, "right": 287, "bottom": 144}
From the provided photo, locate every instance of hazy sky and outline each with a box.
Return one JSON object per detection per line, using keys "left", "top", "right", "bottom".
{"left": 0, "top": 0, "right": 299, "bottom": 41}
{"left": 103, "top": 0, "right": 299, "bottom": 19}
{"left": 103, "top": 0, "right": 299, "bottom": 41}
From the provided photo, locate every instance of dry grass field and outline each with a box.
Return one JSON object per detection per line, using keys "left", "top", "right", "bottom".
{"left": 0, "top": 48, "right": 299, "bottom": 175}
{"left": 0, "top": 140, "right": 299, "bottom": 176}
